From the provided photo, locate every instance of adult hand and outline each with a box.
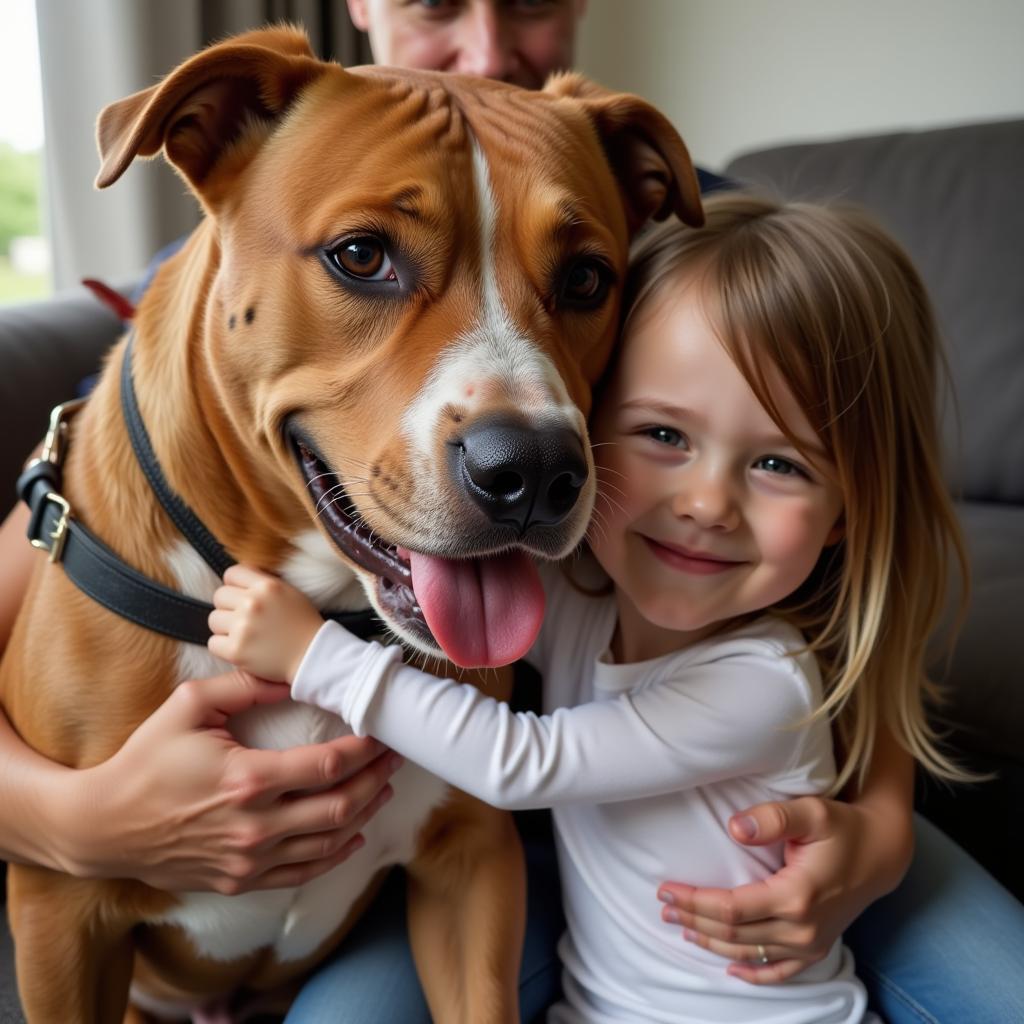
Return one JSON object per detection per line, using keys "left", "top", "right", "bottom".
{"left": 58, "top": 670, "right": 401, "bottom": 894}
{"left": 657, "top": 795, "right": 914, "bottom": 983}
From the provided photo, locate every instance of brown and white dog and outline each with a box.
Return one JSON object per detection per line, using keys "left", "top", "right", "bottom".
{"left": 0, "top": 25, "right": 702, "bottom": 1024}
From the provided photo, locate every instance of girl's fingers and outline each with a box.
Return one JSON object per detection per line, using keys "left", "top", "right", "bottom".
{"left": 206, "top": 634, "right": 237, "bottom": 664}
{"left": 211, "top": 584, "right": 244, "bottom": 611}
{"left": 727, "top": 958, "right": 810, "bottom": 985}
{"left": 223, "top": 564, "right": 269, "bottom": 588}
{"left": 207, "top": 609, "right": 236, "bottom": 637}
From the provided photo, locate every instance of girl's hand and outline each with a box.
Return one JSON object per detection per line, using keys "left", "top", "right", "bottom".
{"left": 59, "top": 670, "right": 402, "bottom": 894}
{"left": 657, "top": 795, "right": 914, "bottom": 983}
{"left": 209, "top": 564, "right": 324, "bottom": 682}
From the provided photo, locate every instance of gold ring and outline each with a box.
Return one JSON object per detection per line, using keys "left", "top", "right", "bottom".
{"left": 756, "top": 943, "right": 769, "bottom": 965}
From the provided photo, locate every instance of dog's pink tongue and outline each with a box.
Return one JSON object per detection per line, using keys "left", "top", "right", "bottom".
{"left": 408, "top": 550, "right": 545, "bottom": 668}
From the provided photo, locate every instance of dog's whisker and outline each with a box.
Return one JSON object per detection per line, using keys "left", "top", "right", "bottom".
{"left": 596, "top": 480, "right": 627, "bottom": 500}
{"left": 595, "top": 493, "right": 627, "bottom": 519}
{"left": 305, "top": 470, "right": 344, "bottom": 491}
{"left": 316, "top": 483, "right": 351, "bottom": 514}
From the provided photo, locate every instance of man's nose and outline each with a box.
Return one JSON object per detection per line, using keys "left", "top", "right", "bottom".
{"left": 456, "top": 4, "right": 513, "bottom": 79}
{"left": 671, "top": 464, "right": 741, "bottom": 531}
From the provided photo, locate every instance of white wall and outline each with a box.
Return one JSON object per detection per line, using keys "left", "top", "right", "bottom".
{"left": 577, "top": 0, "right": 1024, "bottom": 170}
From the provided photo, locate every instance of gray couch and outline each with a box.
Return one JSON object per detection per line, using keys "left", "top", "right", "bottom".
{"left": 2, "top": 118, "right": 1022, "bottom": 1017}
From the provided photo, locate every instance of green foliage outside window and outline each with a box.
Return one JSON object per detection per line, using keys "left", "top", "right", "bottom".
{"left": 0, "top": 142, "right": 48, "bottom": 302}
{"left": 0, "top": 143, "right": 41, "bottom": 251}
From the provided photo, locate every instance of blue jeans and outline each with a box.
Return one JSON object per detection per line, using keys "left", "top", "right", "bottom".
{"left": 285, "top": 813, "right": 1024, "bottom": 1024}
{"left": 846, "top": 815, "right": 1024, "bottom": 1024}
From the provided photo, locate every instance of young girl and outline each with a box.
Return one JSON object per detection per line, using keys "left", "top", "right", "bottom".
{"left": 209, "top": 194, "right": 967, "bottom": 1024}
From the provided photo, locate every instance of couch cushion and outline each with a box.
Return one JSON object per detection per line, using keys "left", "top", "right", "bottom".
{"left": 0, "top": 912, "right": 23, "bottom": 1023}
{"left": 0, "top": 288, "right": 122, "bottom": 518}
{"left": 931, "top": 501, "right": 1024, "bottom": 765}
{"left": 724, "top": 119, "right": 1024, "bottom": 505}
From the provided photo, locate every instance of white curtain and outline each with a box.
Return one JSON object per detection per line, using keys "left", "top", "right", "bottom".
{"left": 35, "top": 0, "right": 369, "bottom": 290}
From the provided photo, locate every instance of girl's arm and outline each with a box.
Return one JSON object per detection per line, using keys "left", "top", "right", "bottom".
{"left": 0, "top": 504, "right": 398, "bottom": 892}
{"left": 658, "top": 724, "right": 914, "bottom": 984}
{"left": 230, "top": 606, "right": 821, "bottom": 810}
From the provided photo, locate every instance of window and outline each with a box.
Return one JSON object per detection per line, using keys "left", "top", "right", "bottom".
{"left": 0, "top": 0, "right": 50, "bottom": 304}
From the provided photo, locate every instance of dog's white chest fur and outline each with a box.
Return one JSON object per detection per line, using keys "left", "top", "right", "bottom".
{"left": 147, "top": 532, "right": 450, "bottom": 963}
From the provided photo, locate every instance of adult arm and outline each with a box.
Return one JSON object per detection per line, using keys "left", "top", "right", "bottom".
{"left": 0, "top": 501, "right": 35, "bottom": 652}
{"left": 0, "top": 504, "right": 400, "bottom": 894}
{"left": 658, "top": 723, "right": 915, "bottom": 983}
{"left": 292, "top": 620, "right": 821, "bottom": 810}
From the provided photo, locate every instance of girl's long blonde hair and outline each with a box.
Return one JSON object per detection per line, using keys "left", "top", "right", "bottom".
{"left": 625, "top": 194, "right": 969, "bottom": 794}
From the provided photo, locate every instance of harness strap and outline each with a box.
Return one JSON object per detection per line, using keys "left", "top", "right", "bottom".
{"left": 121, "top": 338, "right": 234, "bottom": 578}
{"left": 19, "top": 457, "right": 216, "bottom": 644}
{"left": 18, "top": 345, "right": 384, "bottom": 645}
{"left": 20, "top": 456, "right": 384, "bottom": 644}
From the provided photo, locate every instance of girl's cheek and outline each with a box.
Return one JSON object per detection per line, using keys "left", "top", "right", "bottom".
{"left": 758, "top": 500, "right": 825, "bottom": 559}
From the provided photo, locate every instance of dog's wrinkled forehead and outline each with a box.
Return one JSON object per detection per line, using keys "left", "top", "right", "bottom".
{"left": 251, "top": 66, "right": 628, "bottom": 255}
{"left": 227, "top": 67, "right": 627, "bottom": 409}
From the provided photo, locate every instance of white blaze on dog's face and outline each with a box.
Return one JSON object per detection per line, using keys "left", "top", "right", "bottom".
{"left": 95, "top": 29, "right": 702, "bottom": 668}
{"left": 400, "top": 140, "right": 590, "bottom": 526}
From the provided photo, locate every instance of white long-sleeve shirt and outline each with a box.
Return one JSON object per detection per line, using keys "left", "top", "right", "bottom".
{"left": 292, "top": 568, "right": 870, "bottom": 1023}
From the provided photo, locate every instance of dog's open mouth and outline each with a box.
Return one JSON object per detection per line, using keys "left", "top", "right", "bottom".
{"left": 292, "top": 436, "right": 431, "bottom": 644}
{"left": 291, "top": 431, "right": 546, "bottom": 668}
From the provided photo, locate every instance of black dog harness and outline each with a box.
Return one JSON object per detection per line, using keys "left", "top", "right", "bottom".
{"left": 19, "top": 338, "right": 382, "bottom": 645}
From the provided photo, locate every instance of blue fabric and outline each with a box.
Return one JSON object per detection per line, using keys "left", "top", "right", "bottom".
{"left": 285, "top": 813, "right": 1024, "bottom": 1024}
{"left": 846, "top": 815, "right": 1024, "bottom": 1024}
{"left": 696, "top": 165, "right": 735, "bottom": 194}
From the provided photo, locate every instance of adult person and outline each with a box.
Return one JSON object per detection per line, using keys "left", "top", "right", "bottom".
{"left": 1, "top": 3, "right": 1022, "bottom": 1023}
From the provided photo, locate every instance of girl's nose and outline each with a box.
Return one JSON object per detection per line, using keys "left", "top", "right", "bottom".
{"left": 671, "top": 466, "right": 741, "bottom": 531}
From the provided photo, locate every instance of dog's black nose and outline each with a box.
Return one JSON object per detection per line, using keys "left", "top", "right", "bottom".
{"left": 457, "top": 418, "right": 587, "bottom": 532}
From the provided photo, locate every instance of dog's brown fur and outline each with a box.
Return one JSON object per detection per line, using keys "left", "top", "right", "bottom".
{"left": 0, "top": 26, "right": 701, "bottom": 1023}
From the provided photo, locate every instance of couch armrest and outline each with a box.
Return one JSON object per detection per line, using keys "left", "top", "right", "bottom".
{"left": 0, "top": 287, "right": 124, "bottom": 518}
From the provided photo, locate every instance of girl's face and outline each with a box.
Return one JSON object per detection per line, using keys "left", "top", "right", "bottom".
{"left": 589, "top": 280, "right": 845, "bottom": 663}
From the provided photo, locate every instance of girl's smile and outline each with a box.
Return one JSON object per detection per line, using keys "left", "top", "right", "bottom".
{"left": 587, "top": 277, "right": 845, "bottom": 663}
{"left": 640, "top": 536, "right": 746, "bottom": 575}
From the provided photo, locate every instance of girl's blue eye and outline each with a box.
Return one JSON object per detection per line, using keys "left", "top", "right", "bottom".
{"left": 755, "top": 455, "right": 805, "bottom": 478}
{"left": 646, "top": 426, "right": 686, "bottom": 448}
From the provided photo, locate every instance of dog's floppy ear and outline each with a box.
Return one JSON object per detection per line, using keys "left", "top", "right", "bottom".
{"left": 544, "top": 73, "right": 704, "bottom": 233}
{"left": 95, "top": 25, "right": 325, "bottom": 200}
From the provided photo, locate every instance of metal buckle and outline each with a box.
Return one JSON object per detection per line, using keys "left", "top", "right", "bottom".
{"left": 38, "top": 397, "right": 87, "bottom": 466}
{"left": 29, "top": 492, "right": 72, "bottom": 563}
{"left": 25, "top": 400, "right": 84, "bottom": 564}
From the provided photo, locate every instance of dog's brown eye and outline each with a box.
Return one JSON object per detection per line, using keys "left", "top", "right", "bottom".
{"left": 329, "top": 237, "right": 396, "bottom": 281}
{"left": 560, "top": 257, "right": 611, "bottom": 309}
{"left": 566, "top": 264, "right": 600, "bottom": 299}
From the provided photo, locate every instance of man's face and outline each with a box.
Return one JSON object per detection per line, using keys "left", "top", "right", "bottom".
{"left": 347, "top": 0, "right": 585, "bottom": 88}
